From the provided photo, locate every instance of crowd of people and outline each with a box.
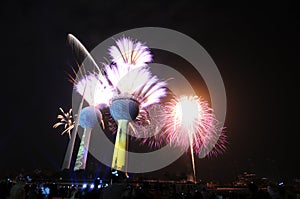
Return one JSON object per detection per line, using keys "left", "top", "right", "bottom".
{"left": 1, "top": 176, "right": 299, "bottom": 199}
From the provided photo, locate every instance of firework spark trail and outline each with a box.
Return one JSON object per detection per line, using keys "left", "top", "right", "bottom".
{"left": 173, "top": 96, "right": 201, "bottom": 183}
{"left": 131, "top": 104, "right": 167, "bottom": 148}
{"left": 66, "top": 34, "right": 113, "bottom": 171}
{"left": 75, "top": 73, "right": 114, "bottom": 106}
{"left": 199, "top": 129, "right": 227, "bottom": 158}
{"left": 67, "top": 36, "right": 167, "bottom": 171}
{"left": 67, "top": 34, "right": 103, "bottom": 74}
{"left": 105, "top": 64, "right": 167, "bottom": 107}
{"left": 58, "top": 34, "right": 228, "bottom": 174}
{"left": 109, "top": 36, "right": 152, "bottom": 68}
{"left": 106, "top": 37, "right": 167, "bottom": 171}
{"left": 58, "top": 34, "right": 106, "bottom": 170}
{"left": 188, "top": 134, "right": 196, "bottom": 183}
{"left": 72, "top": 72, "right": 115, "bottom": 171}
{"left": 162, "top": 95, "right": 224, "bottom": 182}
{"left": 53, "top": 108, "right": 75, "bottom": 139}
{"left": 164, "top": 96, "right": 223, "bottom": 154}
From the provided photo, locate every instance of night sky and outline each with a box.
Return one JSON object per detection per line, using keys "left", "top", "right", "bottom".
{"left": 1, "top": 0, "right": 298, "bottom": 182}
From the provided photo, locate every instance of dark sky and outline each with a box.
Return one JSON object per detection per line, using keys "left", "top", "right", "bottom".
{"left": 1, "top": 0, "right": 298, "bottom": 182}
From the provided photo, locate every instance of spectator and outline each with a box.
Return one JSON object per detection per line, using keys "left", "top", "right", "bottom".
{"left": 267, "top": 184, "right": 277, "bottom": 199}
{"left": 247, "top": 182, "right": 259, "bottom": 199}
{"left": 70, "top": 186, "right": 78, "bottom": 199}
{"left": 0, "top": 180, "right": 8, "bottom": 199}
{"left": 26, "top": 184, "right": 37, "bottom": 199}
{"left": 9, "top": 179, "right": 26, "bottom": 199}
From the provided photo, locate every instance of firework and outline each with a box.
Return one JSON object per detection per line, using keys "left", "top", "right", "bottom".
{"left": 162, "top": 95, "right": 223, "bottom": 182}
{"left": 132, "top": 104, "right": 168, "bottom": 149}
{"left": 53, "top": 108, "right": 75, "bottom": 139}
{"left": 73, "top": 73, "right": 114, "bottom": 171}
{"left": 59, "top": 35, "right": 166, "bottom": 172}
{"left": 202, "top": 130, "right": 227, "bottom": 158}
{"left": 107, "top": 37, "right": 167, "bottom": 171}
{"left": 67, "top": 34, "right": 102, "bottom": 74}
{"left": 70, "top": 36, "right": 166, "bottom": 171}
{"left": 108, "top": 36, "right": 152, "bottom": 69}
{"left": 58, "top": 34, "right": 227, "bottom": 175}
{"left": 57, "top": 34, "right": 104, "bottom": 170}
{"left": 63, "top": 34, "right": 112, "bottom": 171}
{"left": 73, "top": 106, "right": 102, "bottom": 170}
{"left": 75, "top": 73, "right": 113, "bottom": 107}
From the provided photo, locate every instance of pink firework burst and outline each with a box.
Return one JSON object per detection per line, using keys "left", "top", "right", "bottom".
{"left": 163, "top": 95, "right": 224, "bottom": 154}
{"left": 162, "top": 95, "right": 225, "bottom": 182}
{"left": 201, "top": 129, "right": 228, "bottom": 158}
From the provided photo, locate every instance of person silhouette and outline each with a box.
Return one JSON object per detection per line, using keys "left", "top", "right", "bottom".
{"left": 9, "top": 178, "right": 26, "bottom": 199}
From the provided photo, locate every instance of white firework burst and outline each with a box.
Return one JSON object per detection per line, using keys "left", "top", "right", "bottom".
{"left": 75, "top": 73, "right": 114, "bottom": 106}
{"left": 109, "top": 36, "right": 152, "bottom": 69}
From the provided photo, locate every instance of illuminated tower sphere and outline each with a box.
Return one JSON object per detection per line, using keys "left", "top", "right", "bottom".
{"left": 74, "top": 106, "right": 102, "bottom": 171}
{"left": 79, "top": 106, "right": 102, "bottom": 128}
{"left": 109, "top": 95, "right": 140, "bottom": 171}
{"left": 110, "top": 96, "right": 139, "bottom": 121}
{"left": 105, "top": 37, "right": 166, "bottom": 171}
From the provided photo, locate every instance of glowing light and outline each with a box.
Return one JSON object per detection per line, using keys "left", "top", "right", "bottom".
{"left": 109, "top": 36, "right": 152, "bottom": 68}
{"left": 59, "top": 33, "right": 106, "bottom": 171}
{"left": 278, "top": 182, "right": 284, "bottom": 186}
{"left": 111, "top": 170, "right": 118, "bottom": 175}
{"left": 59, "top": 35, "right": 167, "bottom": 172}
{"left": 163, "top": 95, "right": 224, "bottom": 182}
{"left": 104, "top": 64, "right": 167, "bottom": 107}
{"left": 53, "top": 108, "right": 74, "bottom": 139}
{"left": 164, "top": 95, "right": 223, "bottom": 155}
{"left": 132, "top": 104, "right": 167, "bottom": 148}
{"left": 58, "top": 35, "right": 228, "bottom": 175}
{"left": 202, "top": 130, "right": 227, "bottom": 158}
{"left": 73, "top": 73, "right": 113, "bottom": 171}
{"left": 75, "top": 73, "right": 114, "bottom": 106}
{"left": 67, "top": 34, "right": 102, "bottom": 74}
{"left": 106, "top": 37, "right": 166, "bottom": 171}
